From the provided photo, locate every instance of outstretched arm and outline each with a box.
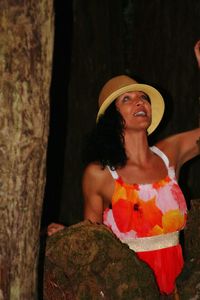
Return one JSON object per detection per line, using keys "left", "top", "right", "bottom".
{"left": 175, "top": 128, "right": 200, "bottom": 165}
{"left": 157, "top": 128, "right": 200, "bottom": 176}
{"left": 194, "top": 40, "right": 200, "bottom": 69}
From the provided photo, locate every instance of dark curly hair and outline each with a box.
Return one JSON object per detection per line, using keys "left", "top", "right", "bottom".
{"left": 82, "top": 101, "right": 127, "bottom": 169}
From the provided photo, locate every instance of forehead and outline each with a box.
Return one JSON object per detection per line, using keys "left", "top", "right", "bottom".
{"left": 117, "top": 90, "right": 148, "bottom": 99}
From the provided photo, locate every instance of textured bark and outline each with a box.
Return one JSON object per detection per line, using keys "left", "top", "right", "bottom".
{"left": 44, "top": 200, "right": 200, "bottom": 300}
{"left": 0, "top": 1, "right": 54, "bottom": 299}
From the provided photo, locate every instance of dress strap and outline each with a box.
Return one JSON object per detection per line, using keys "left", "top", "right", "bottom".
{"left": 150, "top": 146, "right": 169, "bottom": 168}
{"left": 107, "top": 166, "right": 119, "bottom": 179}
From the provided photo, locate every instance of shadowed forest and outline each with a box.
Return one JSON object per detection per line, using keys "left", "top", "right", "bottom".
{"left": 2, "top": 1, "right": 199, "bottom": 299}
{"left": 42, "top": 0, "right": 200, "bottom": 229}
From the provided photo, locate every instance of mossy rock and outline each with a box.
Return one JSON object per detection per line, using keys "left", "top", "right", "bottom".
{"left": 44, "top": 200, "right": 200, "bottom": 299}
{"left": 177, "top": 199, "right": 200, "bottom": 299}
{"left": 44, "top": 220, "right": 159, "bottom": 300}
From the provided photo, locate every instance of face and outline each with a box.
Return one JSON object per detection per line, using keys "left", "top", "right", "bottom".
{"left": 115, "top": 91, "right": 152, "bottom": 131}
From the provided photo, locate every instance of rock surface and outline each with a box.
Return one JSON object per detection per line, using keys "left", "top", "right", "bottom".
{"left": 43, "top": 199, "right": 200, "bottom": 300}
{"left": 177, "top": 199, "right": 200, "bottom": 299}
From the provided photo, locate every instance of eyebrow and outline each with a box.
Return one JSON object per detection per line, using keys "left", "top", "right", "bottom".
{"left": 117, "top": 91, "right": 151, "bottom": 103}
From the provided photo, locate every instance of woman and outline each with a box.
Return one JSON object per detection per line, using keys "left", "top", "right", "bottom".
{"left": 82, "top": 74, "right": 200, "bottom": 297}
{"left": 47, "top": 41, "right": 200, "bottom": 297}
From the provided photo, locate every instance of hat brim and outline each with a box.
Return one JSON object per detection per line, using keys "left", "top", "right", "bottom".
{"left": 96, "top": 83, "right": 165, "bottom": 135}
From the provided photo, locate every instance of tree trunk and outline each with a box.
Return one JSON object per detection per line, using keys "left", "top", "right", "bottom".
{"left": 0, "top": 1, "right": 54, "bottom": 299}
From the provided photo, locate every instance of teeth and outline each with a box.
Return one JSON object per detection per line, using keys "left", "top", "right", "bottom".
{"left": 134, "top": 111, "right": 146, "bottom": 116}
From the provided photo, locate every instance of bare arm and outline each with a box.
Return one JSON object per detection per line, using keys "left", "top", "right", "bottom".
{"left": 47, "top": 223, "right": 65, "bottom": 236}
{"left": 157, "top": 128, "right": 200, "bottom": 173}
{"left": 194, "top": 40, "right": 200, "bottom": 69}
{"left": 177, "top": 128, "right": 200, "bottom": 167}
{"left": 82, "top": 164, "right": 105, "bottom": 223}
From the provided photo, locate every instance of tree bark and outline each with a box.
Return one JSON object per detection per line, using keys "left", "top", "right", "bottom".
{"left": 0, "top": 1, "right": 54, "bottom": 299}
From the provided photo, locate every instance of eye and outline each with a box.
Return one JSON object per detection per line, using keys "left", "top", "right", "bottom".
{"left": 141, "top": 94, "right": 151, "bottom": 103}
{"left": 122, "top": 95, "right": 130, "bottom": 103}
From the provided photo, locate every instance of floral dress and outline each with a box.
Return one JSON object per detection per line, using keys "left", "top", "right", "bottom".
{"left": 103, "top": 146, "right": 187, "bottom": 294}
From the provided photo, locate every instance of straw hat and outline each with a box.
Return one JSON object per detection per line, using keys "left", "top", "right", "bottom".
{"left": 97, "top": 75, "right": 165, "bottom": 134}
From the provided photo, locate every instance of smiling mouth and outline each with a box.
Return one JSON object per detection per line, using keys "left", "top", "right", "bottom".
{"left": 134, "top": 111, "right": 147, "bottom": 117}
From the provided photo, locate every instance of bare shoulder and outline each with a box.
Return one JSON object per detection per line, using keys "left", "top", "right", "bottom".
{"left": 83, "top": 163, "right": 108, "bottom": 183}
{"left": 82, "top": 163, "right": 112, "bottom": 193}
{"left": 82, "top": 163, "right": 114, "bottom": 222}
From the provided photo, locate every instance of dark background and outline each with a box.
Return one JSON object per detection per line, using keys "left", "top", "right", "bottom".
{"left": 41, "top": 0, "right": 200, "bottom": 228}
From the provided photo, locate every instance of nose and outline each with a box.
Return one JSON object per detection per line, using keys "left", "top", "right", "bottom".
{"left": 135, "top": 97, "right": 144, "bottom": 106}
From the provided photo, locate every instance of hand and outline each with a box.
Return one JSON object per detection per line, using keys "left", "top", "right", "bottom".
{"left": 194, "top": 40, "right": 200, "bottom": 68}
{"left": 47, "top": 222, "right": 65, "bottom": 236}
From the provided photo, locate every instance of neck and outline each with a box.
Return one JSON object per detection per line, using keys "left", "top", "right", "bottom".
{"left": 124, "top": 130, "right": 152, "bottom": 164}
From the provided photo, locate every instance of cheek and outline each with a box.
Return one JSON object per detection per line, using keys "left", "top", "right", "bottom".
{"left": 148, "top": 109, "right": 152, "bottom": 125}
{"left": 115, "top": 106, "right": 127, "bottom": 117}
{"left": 147, "top": 105, "right": 152, "bottom": 117}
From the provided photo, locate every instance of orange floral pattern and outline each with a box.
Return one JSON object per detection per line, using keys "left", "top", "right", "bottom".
{"left": 103, "top": 148, "right": 187, "bottom": 295}
{"left": 104, "top": 174, "right": 187, "bottom": 238}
